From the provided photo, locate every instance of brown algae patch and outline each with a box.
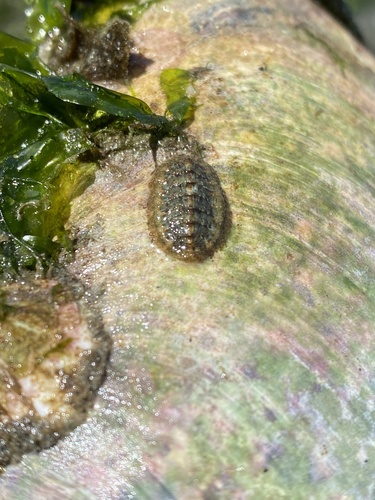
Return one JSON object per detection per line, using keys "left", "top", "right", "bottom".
{"left": 0, "top": 277, "right": 110, "bottom": 469}
{"left": 39, "top": 16, "right": 131, "bottom": 82}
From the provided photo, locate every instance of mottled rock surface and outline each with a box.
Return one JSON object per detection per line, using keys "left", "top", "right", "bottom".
{"left": 1, "top": 0, "right": 375, "bottom": 497}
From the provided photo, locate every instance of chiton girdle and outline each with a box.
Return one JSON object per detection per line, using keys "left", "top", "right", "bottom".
{"left": 147, "top": 153, "right": 231, "bottom": 262}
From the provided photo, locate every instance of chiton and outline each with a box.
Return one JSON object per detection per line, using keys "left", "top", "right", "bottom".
{"left": 147, "top": 154, "right": 230, "bottom": 261}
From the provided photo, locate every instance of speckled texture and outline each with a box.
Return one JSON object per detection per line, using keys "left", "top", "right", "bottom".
{"left": 0, "top": 277, "right": 110, "bottom": 469}
{"left": 147, "top": 154, "right": 231, "bottom": 261}
{"left": 1, "top": 0, "right": 375, "bottom": 497}
{"left": 39, "top": 18, "right": 131, "bottom": 81}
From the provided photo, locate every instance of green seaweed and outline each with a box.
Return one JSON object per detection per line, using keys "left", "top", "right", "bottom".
{"left": 160, "top": 68, "right": 197, "bottom": 126}
{"left": 43, "top": 74, "right": 168, "bottom": 127}
{"left": 25, "top": 0, "right": 162, "bottom": 32}
{"left": 0, "top": 128, "right": 96, "bottom": 275}
{"left": 0, "top": 66, "right": 79, "bottom": 126}
{"left": 0, "top": 32, "right": 47, "bottom": 74}
{"left": 0, "top": 2, "right": 197, "bottom": 278}
{"left": 25, "top": 0, "right": 72, "bottom": 43}
{"left": 71, "top": 0, "right": 163, "bottom": 26}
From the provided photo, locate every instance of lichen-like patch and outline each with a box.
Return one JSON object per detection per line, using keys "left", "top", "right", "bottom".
{"left": 0, "top": 277, "right": 110, "bottom": 469}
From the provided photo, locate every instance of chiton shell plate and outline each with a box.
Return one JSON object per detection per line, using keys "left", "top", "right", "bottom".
{"left": 147, "top": 154, "right": 231, "bottom": 261}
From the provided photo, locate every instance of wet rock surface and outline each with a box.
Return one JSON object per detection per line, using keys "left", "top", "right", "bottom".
{"left": 1, "top": 0, "right": 375, "bottom": 497}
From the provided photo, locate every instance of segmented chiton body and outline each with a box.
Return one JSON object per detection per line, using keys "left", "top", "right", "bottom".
{"left": 147, "top": 155, "right": 230, "bottom": 261}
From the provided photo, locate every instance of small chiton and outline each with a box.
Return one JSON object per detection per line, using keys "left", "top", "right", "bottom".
{"left": 147, "top": 154, "right": 231, "bottom": 261}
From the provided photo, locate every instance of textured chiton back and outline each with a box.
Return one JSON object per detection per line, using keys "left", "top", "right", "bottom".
{"left": 147, "top": 155, "right": 230, "bottom": 261}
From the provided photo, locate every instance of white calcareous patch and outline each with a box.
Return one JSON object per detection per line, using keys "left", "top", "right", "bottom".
{"left": 0, "top": 278, "right": 110, "bottom": 468}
